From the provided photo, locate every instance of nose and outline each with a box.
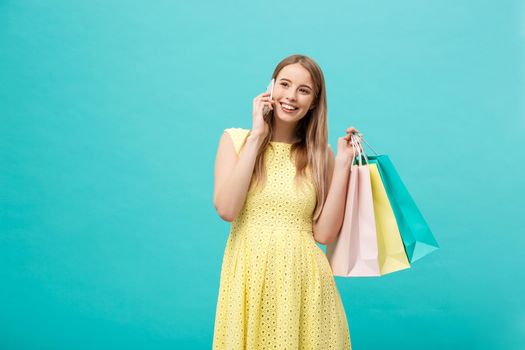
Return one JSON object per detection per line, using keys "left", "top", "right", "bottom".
{"left": 284, "top": 92, "right": 297, "bottom": 101}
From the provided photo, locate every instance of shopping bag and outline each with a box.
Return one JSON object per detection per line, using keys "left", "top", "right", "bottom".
{"left": 368, "top": 162, "right": 411, "bottom": 275}
{"left": 351, "top": 135, "right": 410, "bottom": 275}
{"left": 363, "top": 138, "right": 439, "bottom": 262}
{"left": 326, "top": 136, "right": 380, "bottom": 277}
{"left": 325, "top": 150, "right": 359, "bottom": 276}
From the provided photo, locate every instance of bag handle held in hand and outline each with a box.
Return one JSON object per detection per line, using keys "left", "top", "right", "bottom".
{"left": 351, "top": 134, "right": 369, "bottom": 165}
{"left": 350, "top": 134, "right": 362, "bottom": 166}
{"left": 354, "top": 132, "right": 380, "bottom": 156}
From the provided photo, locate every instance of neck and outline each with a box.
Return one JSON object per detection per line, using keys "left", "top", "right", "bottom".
{"left": 271, "top": 117, "right": 299, "bottom": 143}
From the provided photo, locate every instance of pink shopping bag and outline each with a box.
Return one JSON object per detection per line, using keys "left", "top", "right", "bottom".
{"left": 326, "top": 135, "right": 380, "bottom": 277}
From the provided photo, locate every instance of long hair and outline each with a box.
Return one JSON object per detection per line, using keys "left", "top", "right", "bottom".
{"left": 248, "top": 54, "right": 330, "bottom": 223}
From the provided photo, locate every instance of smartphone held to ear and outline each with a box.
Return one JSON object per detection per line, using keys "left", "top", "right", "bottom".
{"left": 263, "top": 78, "right": 275, "bottom": 116}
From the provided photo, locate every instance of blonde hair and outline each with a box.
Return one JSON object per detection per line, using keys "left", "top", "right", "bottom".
{"left": 248, "top": 54, "right": 330, "bottom": 223}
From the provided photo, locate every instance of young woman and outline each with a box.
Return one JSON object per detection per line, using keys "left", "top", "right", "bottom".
{"left": 212, "top": 54, "right": 359, "bottom": 349}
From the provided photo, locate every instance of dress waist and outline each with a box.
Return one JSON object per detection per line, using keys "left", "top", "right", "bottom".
{"left": 231, "top": 220, "right": 314, "bottom": 233}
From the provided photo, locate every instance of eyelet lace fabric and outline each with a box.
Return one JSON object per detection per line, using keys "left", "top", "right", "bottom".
{"left": 213, "top": 128, "right": 351, "bottom": 349}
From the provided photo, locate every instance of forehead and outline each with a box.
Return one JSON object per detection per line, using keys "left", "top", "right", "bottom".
{"left": 276, "top": 64, "right": 313, "bottom": 87}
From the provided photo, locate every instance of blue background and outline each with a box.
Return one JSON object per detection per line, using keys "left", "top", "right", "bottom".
{"left": 1, "top": 0, "right": 524, "bottom": 349}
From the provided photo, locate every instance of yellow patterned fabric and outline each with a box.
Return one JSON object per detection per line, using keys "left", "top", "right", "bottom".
{"left": 213, "top": 127, "right": 352, "bottom": 349}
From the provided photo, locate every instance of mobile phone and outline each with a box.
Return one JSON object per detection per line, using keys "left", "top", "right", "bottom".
{"left": 263, "top": 78, "right": 275, "bottom": 116}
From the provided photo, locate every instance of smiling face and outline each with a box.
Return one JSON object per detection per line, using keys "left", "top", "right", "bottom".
{"left": 273, "top": 63, "right": 316, "bottom": 122}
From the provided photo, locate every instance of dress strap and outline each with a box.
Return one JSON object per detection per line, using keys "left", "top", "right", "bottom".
{"left": 224, "top": 128, "right": 251, "bottom": 155}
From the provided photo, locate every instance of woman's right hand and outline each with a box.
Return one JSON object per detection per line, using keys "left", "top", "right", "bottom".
{"left": 251, "top": 91, "right": 274, "bottom": 138}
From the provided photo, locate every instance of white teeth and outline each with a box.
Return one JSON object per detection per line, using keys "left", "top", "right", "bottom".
{"left": 281, "top": 103, "right": 297, "bottom": 110}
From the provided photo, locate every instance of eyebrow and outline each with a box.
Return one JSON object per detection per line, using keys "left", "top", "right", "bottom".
{"left": 279, "top": 78, "right": 313, "bottom": 90}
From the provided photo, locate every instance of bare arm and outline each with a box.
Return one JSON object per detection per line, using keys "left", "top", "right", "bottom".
{"left": 213, "top": 130, "right": 264, "bottom": 222}
{"left": 312, "top": 146, "right": 352, "bottom": 245}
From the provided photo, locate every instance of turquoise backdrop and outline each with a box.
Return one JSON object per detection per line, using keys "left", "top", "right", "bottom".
{"left": 1, "top": 1, "right": 524, "bottom": 349}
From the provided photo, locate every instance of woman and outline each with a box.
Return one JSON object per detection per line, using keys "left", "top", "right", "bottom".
{"left": 212, "top": 54, "right": 358, "bottom": 349}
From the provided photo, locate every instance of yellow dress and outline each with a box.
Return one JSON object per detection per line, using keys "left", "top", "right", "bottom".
{"left": 213, "top": 128, "right": 352, "bottom": 349}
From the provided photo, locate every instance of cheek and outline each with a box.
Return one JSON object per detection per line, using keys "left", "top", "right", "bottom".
{"left": 300, "top": 97, "right": 314, "bottom": 107}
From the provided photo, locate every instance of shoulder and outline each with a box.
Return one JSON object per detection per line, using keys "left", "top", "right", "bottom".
{"left": 222, "top": 127, "right": 251, "bottom": 155}
{"left": 224, "top": 127, "right": 250, "bottom": 138}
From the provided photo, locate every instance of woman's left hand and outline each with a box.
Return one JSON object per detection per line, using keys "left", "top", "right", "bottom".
{"left": 335, "top": 126, "right": 360, "bottom": 166}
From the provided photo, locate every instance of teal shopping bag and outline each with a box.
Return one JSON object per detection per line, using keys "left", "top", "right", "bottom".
{"left": 358, "top": 137, "right": 439, "bottom": 263}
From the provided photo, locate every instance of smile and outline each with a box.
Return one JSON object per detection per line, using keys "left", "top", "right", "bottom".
{"left": 280, "top": 102, "right": 298, "bottom": 113}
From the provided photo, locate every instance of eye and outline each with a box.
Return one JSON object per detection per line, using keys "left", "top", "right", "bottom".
{"left": 281, "top": 82, "right": 310, "bottom": 94}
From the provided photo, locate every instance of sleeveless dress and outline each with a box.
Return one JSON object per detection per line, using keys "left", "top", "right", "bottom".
{"left": 212, "top": 127, "right": 352, "bottom": 349}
